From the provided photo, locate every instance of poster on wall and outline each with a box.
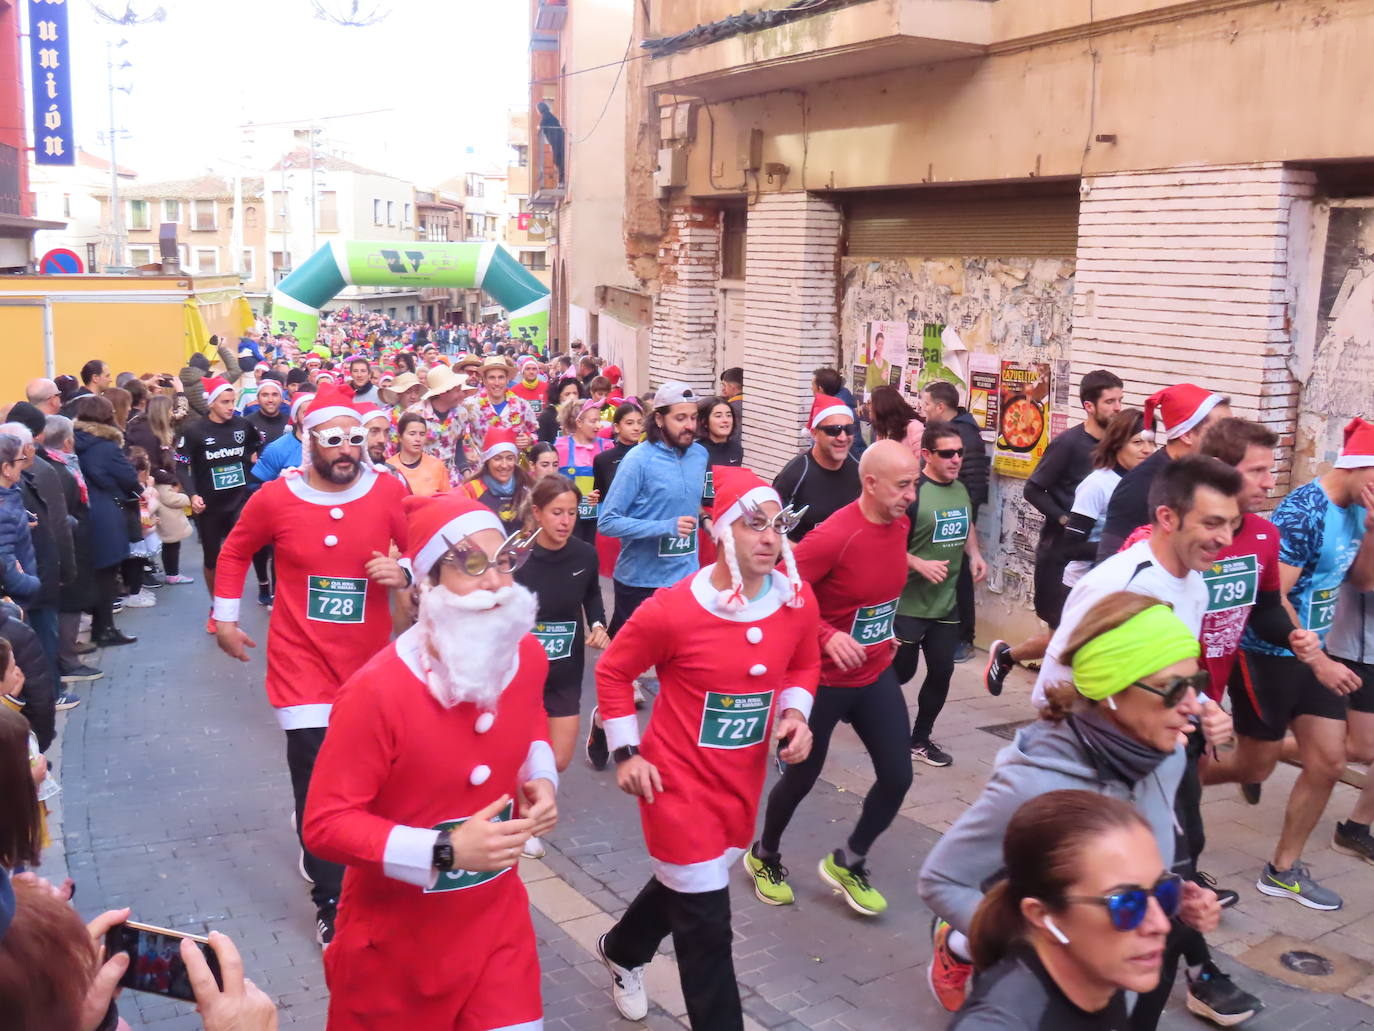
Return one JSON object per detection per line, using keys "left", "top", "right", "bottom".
{"left": 968, "top": 354, "right": 1001, "bottom": 441}
{"left": 993, "top": 360, "right": 1052, "bottom": 478}
{"left": 910, "top": 323, "right": 969, "bottom": 398}
{"left": 863, "top": 321, "right": 908, "bottom": 396}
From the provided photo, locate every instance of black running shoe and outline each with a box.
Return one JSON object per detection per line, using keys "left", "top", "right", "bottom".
{"left": 1186, "top": 962, "right": 1261, "bottom": 1027}
{"left": 1334, "top": 821, "right": 1374, "bottom": 866}
{"left": 983, "top": 640, "right": 1015, "bottom": 696}
{"left": 1240, "top": 782, "right": 1261, "bottom": 805}
{"left": 1193, "top": 871, "right": 1239, "bottom": 909}
{"left": 585, "top": 706, "right": 609, "bottom": 770}
{"left": 315, "top": 901, "right": 337, "bottom": 948}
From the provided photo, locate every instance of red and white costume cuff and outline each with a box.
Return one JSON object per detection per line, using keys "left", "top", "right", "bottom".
{"left": 382, "top": 824, "right": 441, "bottom": 889}
{"left": 603, "top": 714, "right": 640, "bottom": 752}
{"left": 778, "top": 686, "right": 814, "bottom": 721}
{"left": 655, "top": 847, "right": 748, "bottom": 894}
{"left": 520, "top": 740, "right": 560, "bottom": 790}
{"left": 212, "top": 596, "right": 240, "bottom": 622}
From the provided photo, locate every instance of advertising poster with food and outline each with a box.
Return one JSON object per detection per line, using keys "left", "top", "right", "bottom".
{"left": 968, "top": 353, "right": 1001, "bottom": 440}
{"left": 993, "top": 360, "right": 1052, "bottom": 478}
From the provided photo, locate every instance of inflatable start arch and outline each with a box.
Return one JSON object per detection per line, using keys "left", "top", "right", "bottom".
{"left": 269, "top": 240, "right": 551, "bottom": 353}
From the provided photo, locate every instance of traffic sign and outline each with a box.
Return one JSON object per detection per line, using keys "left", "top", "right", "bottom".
{"left": 39, "top": 248, "right": 84, "bottom": 274}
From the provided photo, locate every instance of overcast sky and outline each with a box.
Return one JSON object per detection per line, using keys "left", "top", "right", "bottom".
{"left": 62, "top": 0, "right": 530, "bottom": 185}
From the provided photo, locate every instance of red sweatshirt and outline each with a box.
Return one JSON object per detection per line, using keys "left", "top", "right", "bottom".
{"left": 794, "top": 500, "right": 910, "bottom": 688}
{"left": 212, "top": 468, "right": 409, "bottom": 728}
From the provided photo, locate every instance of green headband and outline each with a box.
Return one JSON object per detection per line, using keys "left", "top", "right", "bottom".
{"left": 1071, "top": 604, "right": 1200, "bottom": 701}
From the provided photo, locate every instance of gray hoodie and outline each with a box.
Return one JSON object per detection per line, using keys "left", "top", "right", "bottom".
{"left": 918, "top": 716, "right": 1185, "bottom": 934}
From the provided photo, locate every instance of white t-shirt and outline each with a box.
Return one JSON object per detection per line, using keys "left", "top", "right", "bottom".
{"left": 1031, "top": 538, "right": 1208, "bottom": 708}
{"left": 1062, "top": 467, "right": 1123, "bottom": 588}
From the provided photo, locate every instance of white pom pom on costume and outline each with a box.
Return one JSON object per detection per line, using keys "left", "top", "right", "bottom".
{"left": 716, "top": 587, "right": 747, "bottom": 613}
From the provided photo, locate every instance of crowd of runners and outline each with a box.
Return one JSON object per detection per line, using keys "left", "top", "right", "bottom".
{"left": 2, "top": 311, "right": 1372, "bottom": 1031}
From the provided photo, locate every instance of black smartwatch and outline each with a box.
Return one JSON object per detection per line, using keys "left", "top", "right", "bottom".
{"left": 612, "top": 744, "right": 641, "bottom": 765}
{"left": 432, "top": 829, "right": 455, "bottom": 872}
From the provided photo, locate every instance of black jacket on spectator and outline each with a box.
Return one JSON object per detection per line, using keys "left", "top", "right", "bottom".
{"left": 124, "top": 413, "right": 178, "bottom": 486}
{"left": 18, "top": 455, "right": 74, "bottom": 610}
{"left": 0, "top": 601, "right": 55, "bottom": 750}
{"left": 74, "top": 421, "right": 140, "bottom": 570}
{"left": 42, "top": 448, "right": 97, "bottom": 615}
{"left": 950, "top": 409, "right": 990, "bottom": 513}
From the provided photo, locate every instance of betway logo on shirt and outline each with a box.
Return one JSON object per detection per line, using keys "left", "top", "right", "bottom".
{"left": 205, "top": 446, "right": 246, "bottom": 461}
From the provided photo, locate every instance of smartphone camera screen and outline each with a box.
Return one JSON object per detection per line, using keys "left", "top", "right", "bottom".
{"left": 104, "top": 921, "right": 222, "bottom": 1002}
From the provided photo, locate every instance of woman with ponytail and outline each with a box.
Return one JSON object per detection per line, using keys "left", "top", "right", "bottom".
{"left": 952, "top": 790, "right": 1172, "bottom": 1029}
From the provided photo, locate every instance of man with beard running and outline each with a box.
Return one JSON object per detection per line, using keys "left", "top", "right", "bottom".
{"left": 304, "top": 492, "right": 557, "bottom": 1031}
{"left": 212, "top": 381, "right": 410, "bottom": 945}
{"left": 595, "top": 467, "right": 819, "bottom": 1029}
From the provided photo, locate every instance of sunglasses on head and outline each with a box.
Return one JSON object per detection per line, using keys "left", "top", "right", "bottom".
{"left": 312, "top": 427, "right": 367, "bottom": 448}
{"left": 1061, "top": 872, "right": 1182, "bottom": 931}
{"left": 817, "top": 423, "right": 857, "bottom": 438}
{"left": 738, "top": 497, "right": 808, "bottom": 535}
{"left": 1131, "top": 670, "right": 1209, "bottom": 707}
{"left": 930, "top": 447, "right": 964, "bottom": 459}
{"left": 437, "top": 528, "right": 540, "bottom": 577}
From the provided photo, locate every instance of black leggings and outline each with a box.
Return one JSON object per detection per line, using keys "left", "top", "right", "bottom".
{"left": 120, "top": 557, "right": 144, "bottom": 596}
{"left": 893, "top": 615, "right": 960, "bottom": 745}
{"left": 252, "top": 545, "right": 274, "bottom": 589}
{"left": 162, "top": 541, "right": 181, "bottom": 577}
{"left": 759, "top": 667, "right": 913, "bottom": 859}
{"left": 91, "top": 566, "right": 121, "bottom": 635}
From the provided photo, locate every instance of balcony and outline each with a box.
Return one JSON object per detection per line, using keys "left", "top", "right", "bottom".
{"left": 644, "top": 0, "right": 995, "bottom": 101}
{"left": 534, "top": 0, "right": 567, "bottom": 31}
{"left": 0, "top": 144, "right": 21, "bottom": 217}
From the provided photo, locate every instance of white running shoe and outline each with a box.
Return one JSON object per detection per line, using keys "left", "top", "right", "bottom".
{"left": 522, "top": 835, "right": 546, "bottom": 860}
{"left": 597, "top": 932, "right": 648, "bottom": 1020}
{"left": 299, "top": 850, "right": 314, "bottom": 884}
{"left": 122, "top": 590, "right": 156, "bottom": 608}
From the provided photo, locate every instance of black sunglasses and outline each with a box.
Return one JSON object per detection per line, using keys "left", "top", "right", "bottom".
{"left": 930, "top": 447, "right": 964, "bottom": 459}
{"left": 1061, "top": 872, "right": 1182, "bottom": 931}
{"left": 817, "top": 423, "right": 857, "bottom": 438}
{"left": 1131, "top": 670, "right": 1209, "bottom": 708}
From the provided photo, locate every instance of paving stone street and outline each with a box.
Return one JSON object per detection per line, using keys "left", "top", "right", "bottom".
{"left": 40, "top": 558, "right": 1374, "bottom": 1030}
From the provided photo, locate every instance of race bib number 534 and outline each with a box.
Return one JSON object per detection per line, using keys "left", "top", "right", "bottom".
{"left": 699, "top": 690, "right": 772, "bottom": 749}
{"left": 306, "top": 575, "right": 367, "bottom": 624}
{"left": 851, "top": 599, "right": 898, "bottom": 645}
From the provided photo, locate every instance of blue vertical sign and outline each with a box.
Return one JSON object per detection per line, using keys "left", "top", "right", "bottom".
{"left": 29, "top": 0, "right": 74, "bottom": 166}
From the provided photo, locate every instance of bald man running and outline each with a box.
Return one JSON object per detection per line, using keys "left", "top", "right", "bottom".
{"left": 746, "top": 441, "right": 918, "bottom": 917}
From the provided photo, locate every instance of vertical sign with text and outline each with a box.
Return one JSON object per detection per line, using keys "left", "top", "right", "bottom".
{"left": 29, "top": 0, "right": 74, "bottom": 165}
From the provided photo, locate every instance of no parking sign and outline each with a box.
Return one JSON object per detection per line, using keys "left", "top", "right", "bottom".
{"left": 39, "top": 248, "right": 84, "bottom": 274}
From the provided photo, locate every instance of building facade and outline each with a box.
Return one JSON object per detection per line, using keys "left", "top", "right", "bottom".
{"left": 603, "top": 0, "right": 1374, "bottom": 643}
{"left": 31, "top": 150, "right": 137, "bottom": 272}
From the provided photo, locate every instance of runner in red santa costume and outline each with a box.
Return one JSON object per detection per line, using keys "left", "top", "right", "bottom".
{"left": 594, "top": 465, "right": 820, "bottom": 1030}
{"left": 303, "top": 492, "right": 556, "bottom": 1031}
{"left": 212, "top": 379, "right": 411, "bottom": 946}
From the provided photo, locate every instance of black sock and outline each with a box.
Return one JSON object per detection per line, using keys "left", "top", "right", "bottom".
{"left": 752, "top": 841, "right": 778, "bottom": 862}
{"left": 1341, "top": 819, "right": 1371, "bottom": 836}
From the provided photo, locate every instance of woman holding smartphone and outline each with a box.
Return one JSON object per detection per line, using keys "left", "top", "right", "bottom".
{"left": 952, "top": 790, "right": 1174, "bottom": 1030}
{"left": 514, "top": 475, "right": 608, "bottom": 858}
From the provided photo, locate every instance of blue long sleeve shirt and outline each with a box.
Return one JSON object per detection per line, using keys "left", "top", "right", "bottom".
{"left": 598, "top": 439, "right": 708, "bottom": 588}
{"left": 251, "top": 431, "right": 302, "bottom": 483}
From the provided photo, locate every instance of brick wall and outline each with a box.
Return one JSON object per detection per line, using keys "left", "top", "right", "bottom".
{"left": 1072, "top": 163, "right": 1316, "bottom": 493}
{"left": 650, "top": 206, "right": 721, "bottom": 393}
{"left": 742, "top": 193, "right": 843, "bottom": 479}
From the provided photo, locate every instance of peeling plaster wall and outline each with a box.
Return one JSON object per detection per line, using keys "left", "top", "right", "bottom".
{"left": 839, "top": 256, "right": 1074, "bottom": 641}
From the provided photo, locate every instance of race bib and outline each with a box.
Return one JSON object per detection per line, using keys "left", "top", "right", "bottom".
{"left": 1305, "top": 587, "right": 1339, "bottom": 635}
{"left": 529, "top": 399, "right": 543, "bottom": 415}
{"left": 1203, "top": 555, "right": 1259, "bottom": 613}
{"left": 577, "top": 499, "right": 598, "bottom": 520}
{"left": 851, "top": 599, "right": 898, "bottom": 645}
{"left": 698, "top": 690, "right": 772, "bottom": 750}
{"left": 933, "top": 507, "right": 970, "bottom": 546}
{"left": 658, "top": 529, "right": 697, "bottom": 558}
{"left": 703, "top": 469, "right": 715, "bottom": 502}
{"left": 426, "top": 800, "right": 516, "bottom": 893}
{"left": 306, "top": 575, "right": 367, "bottom": 624}
{"left": 533, "top": 620, "right": 576, "bottom": 661}
{"left": 211, "top": 464, "right": 245, "bottom": 491}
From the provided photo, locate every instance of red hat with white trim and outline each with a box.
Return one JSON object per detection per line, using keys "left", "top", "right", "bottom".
{"left": 404, "top": 493, "right": 505, "bottom": 581}
{"left": 480, "top": 426, "right": 518, "bottom": 462}
{"left": 709, "top": 465, "right": 805, "bottom": 612}
{"left": 202, "top": 376, "right": 234, "bottom": 405}
{"left": 809, "top": 394, "right": 852, "bottom": 430}
{"left": 1142, "top": 384, "right": 1225, "bottom": 441}
{"left": 1336, "top": 417, "right": 1374, "bottom": 469}
{"left": 359, "top": 406, "right": 391, "bottom": 427}
{"left": 302, "top": 381, "right": 362, "bottom": 431}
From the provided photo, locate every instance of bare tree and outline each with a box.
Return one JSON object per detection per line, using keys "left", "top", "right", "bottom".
{"left": 311, "top": 0, "right": 391, "bottom": 26}
{"left": 88, "top": 1, "right": 167, "bottom": 24}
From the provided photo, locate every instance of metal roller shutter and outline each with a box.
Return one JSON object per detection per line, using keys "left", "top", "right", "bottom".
{"left": 845, "top": 189, "right": 1080, "bottom": 258}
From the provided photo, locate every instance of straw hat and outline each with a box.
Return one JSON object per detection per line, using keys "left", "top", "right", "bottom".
{"left": 380, "top": 371, "right": 422, "bottom": 405}
{"left": 452, "top": 354, "right": 482, "bottom": 372}
{"left": 480, "top": 355, "right": 515, "bottom": 375}
{"left": 421, "top": 365, "right": 472, "bottom": 402}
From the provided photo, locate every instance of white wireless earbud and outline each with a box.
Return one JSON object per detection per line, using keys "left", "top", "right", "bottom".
{"left": 1105, "top": 695, "right": 1118, "bottom": 711}
{"left": 1044, "top": 916, "right": 1071, "bottom": 945}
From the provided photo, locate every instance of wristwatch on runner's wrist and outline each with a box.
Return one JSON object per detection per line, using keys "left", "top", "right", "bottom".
{"left": 432, "top": 829, "right": 455, "bottom": 871}
{"left": 612, "top": 745, "right": 640, "bottom": 765}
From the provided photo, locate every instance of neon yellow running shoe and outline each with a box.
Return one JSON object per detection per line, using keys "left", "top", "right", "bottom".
{"left": 743, "top": 845, "right": 794, "bottom": 906}
{"left": 819, "top": 849, "right": 887, "bottom": 915}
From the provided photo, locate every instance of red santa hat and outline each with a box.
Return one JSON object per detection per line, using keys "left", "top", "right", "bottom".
{"left": 1336, "top": 417, "right": 1374, "bottom": 470}
{"left": 809, "top": 394, "right": 851, "bottom": 430}
{"left": 405, "top": 493, "right": 505, "bottom": 581}
{"left": 481, "top": 426, "right": 519, "bottom": 463}
{"left": 604, "top": 364, "right": 622, "bottom": 385}
{"left": 1142, "top": 384, "right": 1225, "bottom": 441}
{"left": 359, "top": 406, "right": 391, "bottom": 427}
{"left": 709, "top": 465, "right": 804, "bottom": 612}
{"left": 302, "top": 381, "right": 362, "bottom": 432}
{"left": 202, "top": 376, "right": 233, "bottom": 405}
{"left": 289, "top": 393, "right": 314, "bottom": 421}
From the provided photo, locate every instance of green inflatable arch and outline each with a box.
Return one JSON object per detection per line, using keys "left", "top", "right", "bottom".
{"left": 269, "top": 240, "right": 551, "bottom": 353}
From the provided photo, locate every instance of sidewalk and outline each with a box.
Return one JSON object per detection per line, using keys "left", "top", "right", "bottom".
{"left": 43, "top": 571, "right": 1374, "bottom": 1030}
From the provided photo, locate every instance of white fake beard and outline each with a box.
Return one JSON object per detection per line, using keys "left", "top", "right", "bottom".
{"left": 416, "top": 582, "right": 538, "bottom": 710}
